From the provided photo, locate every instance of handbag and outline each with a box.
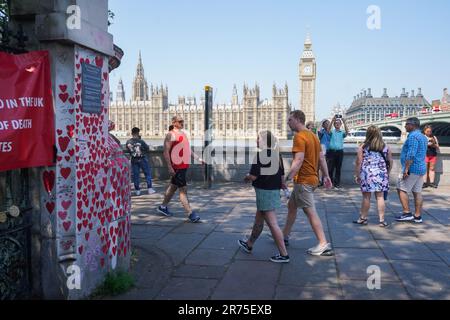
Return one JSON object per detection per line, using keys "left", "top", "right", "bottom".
{"left": 377, "top": 149, "right": 390, "bottom": 200}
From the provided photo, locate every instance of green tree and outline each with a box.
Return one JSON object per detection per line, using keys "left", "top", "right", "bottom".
{"left": 0, "top": 0, "right": 8, "bottom": 32}
{"left": 0, "top": 0, "right": 8, "bottom": 19}
{"left": 108, "top": 9, "right": 114, "bottom": 26}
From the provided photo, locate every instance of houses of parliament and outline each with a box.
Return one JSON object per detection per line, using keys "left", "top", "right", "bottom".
{"left": 110, "top": 34, "right": 316, "bottom": 140}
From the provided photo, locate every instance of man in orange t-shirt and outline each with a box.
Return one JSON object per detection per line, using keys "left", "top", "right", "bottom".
{"left": 283, "top": 110, "right": 334, "bottom": 256}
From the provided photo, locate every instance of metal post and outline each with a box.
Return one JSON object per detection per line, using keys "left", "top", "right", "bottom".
{"left": 204, "top": 86, "right": 213, "bottom": 188}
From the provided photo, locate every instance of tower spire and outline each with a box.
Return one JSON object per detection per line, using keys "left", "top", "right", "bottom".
{"left": 132, "top": 51, "right": 149, "bottom": 101}
{"left": 116, "top": 77, "right": 125, "bottom": 101}
{"left": 232, "top": 84, "right": 239, "bottom": 105}
{"left": 299, "top": 30, "right": 316, "bottom": 122}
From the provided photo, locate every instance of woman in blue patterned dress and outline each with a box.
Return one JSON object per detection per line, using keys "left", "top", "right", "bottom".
{"left": 353, "top": 126, "right": 393, "bottom": 227}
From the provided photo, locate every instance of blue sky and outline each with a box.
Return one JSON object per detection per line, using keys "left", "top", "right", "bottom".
{"left": 108, "top": 0, "right": 450, "bottom": 120}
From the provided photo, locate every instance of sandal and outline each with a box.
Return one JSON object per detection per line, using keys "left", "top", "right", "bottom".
{"left": 379, "top": 221, "right": 389, "bottom": 228}
{"left": 353, "top": 217, "right": 368, "bottom": 225}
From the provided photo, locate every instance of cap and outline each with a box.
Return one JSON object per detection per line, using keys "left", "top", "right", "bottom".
{"left": 405, "top": 117, "right": 420, "bottom": 126}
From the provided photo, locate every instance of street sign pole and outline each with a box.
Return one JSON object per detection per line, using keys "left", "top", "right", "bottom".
{"left": 204, "top": 86, "right": 213, "bottom": 188}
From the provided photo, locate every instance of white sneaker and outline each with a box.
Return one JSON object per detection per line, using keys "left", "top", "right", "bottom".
{"left": 148, "top": 188, "right": 156, "bottom": 194}
{"left": 135, "top": 190, "right": 141, "bottom": 196}
{"left": 307, "top": 243, "right": 333, "bottom": 256}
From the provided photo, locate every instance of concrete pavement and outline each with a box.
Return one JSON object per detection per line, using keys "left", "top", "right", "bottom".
{"left": 114, "top": 182, "right": 450, "bottom": 300}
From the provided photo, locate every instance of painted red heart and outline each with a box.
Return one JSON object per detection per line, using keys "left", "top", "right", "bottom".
{"left": 68, "top": 149, "right": 75, "bottom": 157}
{"left": 63, "top": 221, "right": 71, "bottom": 231}
{"left": 58, "top": 211, "right": 67, "bottom": 220}
{"left": 59, "top": 92, "right": 69, "bottom": 102}
{"left": 61, "top": 200, "right": 71, "bottom": 210}
{"left": 77, "top": 210, "right": 83, "bottom": 220}
{"left": 46, "top": 201, "right": 55, "bottom": 214}
{"left": 60, "top": 167, "right": 71, "bottom": 179}
{"left": 67, "top": 125, "right": 75, "bottom": 138}
{"left": 59, "top": 84, "right": 67, "bottom": 92}
{"left": 58, "top": 136, "right": 70, "bottom": 152}
{"left": 42, "top": 170, "right": 55, "bottom": 194}
{"left": 68, "top": 97, "right": 75, "bottom": 105}
{"left": 95, "top": 56, "right": 103, "bottom": 67}
{"left": 103, "top": 72, "right": 108, "bottom": 81}
{"left": 78, "top": 245, "right": 83, "bottom": 255}
{"left": 77, "top": 223, "right": 82, "bottom": 232}
{"left": 76, "top": 63, "right": 80, "bottom": 69}
{"left": 85, "top": 232, "right": 90, "bottom": 241}
{"left": 68, "top": 108, "right": 74, "bottom": 114}
{"left": 77, "top": 83, "right": 81, "bottom": 91}
{"left": 57, "top": 129, "right": 63, "bottom": 136}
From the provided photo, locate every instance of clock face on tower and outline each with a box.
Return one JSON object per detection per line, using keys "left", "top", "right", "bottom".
{"left": 303, "top": 65, "right": 312, "bottom": 75}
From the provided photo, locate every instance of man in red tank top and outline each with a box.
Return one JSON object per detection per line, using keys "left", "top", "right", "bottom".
{"left": 157, "top": 115, "right": 204, "bottom": 222}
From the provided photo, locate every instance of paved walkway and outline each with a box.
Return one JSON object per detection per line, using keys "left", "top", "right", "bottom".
{"left": 115, "top": 182, "right": 450, "bottom": 300}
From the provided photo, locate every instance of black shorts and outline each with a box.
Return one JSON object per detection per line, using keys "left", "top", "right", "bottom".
{"left": 171, "top": 169, "right": 188, "bottom": 187}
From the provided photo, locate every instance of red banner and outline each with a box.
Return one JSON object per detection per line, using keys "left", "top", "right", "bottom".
{"left": 0, "top": 51, "right": 55, "bottom": 171}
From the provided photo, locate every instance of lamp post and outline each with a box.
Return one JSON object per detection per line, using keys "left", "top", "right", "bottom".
{"left": 204, "top": 86, "right": 213, "bottom": 188}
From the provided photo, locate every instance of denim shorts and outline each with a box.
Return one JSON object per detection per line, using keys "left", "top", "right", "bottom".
{"left": 254, "top": 188, "right": 281, "bottom": 212}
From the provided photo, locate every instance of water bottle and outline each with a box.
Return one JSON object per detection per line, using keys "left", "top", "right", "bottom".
{"left": 283, "top": 188, "right": 291, "bottom": 200}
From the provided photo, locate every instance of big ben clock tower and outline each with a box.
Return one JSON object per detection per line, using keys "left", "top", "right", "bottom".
{"left": 299, "top": 33, "right": 316, "bottom": 123}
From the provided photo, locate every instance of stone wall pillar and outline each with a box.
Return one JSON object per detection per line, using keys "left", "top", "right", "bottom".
{"left": 9, "top": 0, "right": 130, "bottom": 299}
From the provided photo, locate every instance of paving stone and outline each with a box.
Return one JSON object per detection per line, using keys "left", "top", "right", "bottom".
{"left": 334, "top": 248, "right": 399, "bottom": 281}
{"left": 326, "top": 215, "right": 360, "bottom": 230}
{"left": 156, "top": 278, "right": 218, "bottom": 300}
{"left": 340, "top": 280, "right": 410, "bottom": 300}
{"left": 212, "top": 260, "right": 280, "bottom": 300}
{"left": 156, "top": 233, "right": 206, "bottom": 266}
{"left": 377, "top": 239, "right": 442, "bottom": 261}
{"left": 432, "top": 249, "right": 450, "bottom": 266}
{"left": 391, "top": 260, "right": 450, "bottom": 300}
{"left": 171, "top": 221, "right": 218, "bottom": 234}
{"left": 200, "top": 232, "right": 245, "bottom": 250}
{"left": 278, "top": 249, "right": 338, "bottom": 287}
{"left": 330, "top": 228, "right": 378, "bottom": 248}
{"left": 424, "top": 210, "right": 450, "bottom": 225}
{"left": 276, "top": 231, "right": 330, "bottom": 249}
{"left": 121, "top": 183, "right": 450, "bottom": 300}
{"left": 173, "top": 265, "right": 227, "bottom": 279}
{"left": 131, "top": 225, "right": 173, "bottom": 240}
{"left": 215, "top": 217, "right": 256, "bottom": 232}
{"left": 275, "top": 285, "right": 343, "bottom": 300}
{"left": 185, "top": 248, "right": 237, "bottom": 266}
{"left": 411, "top": 229, "right": 450, "bottom": 250}
{"left": 368, "top": 225, "right": 417, "bottom": 240}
